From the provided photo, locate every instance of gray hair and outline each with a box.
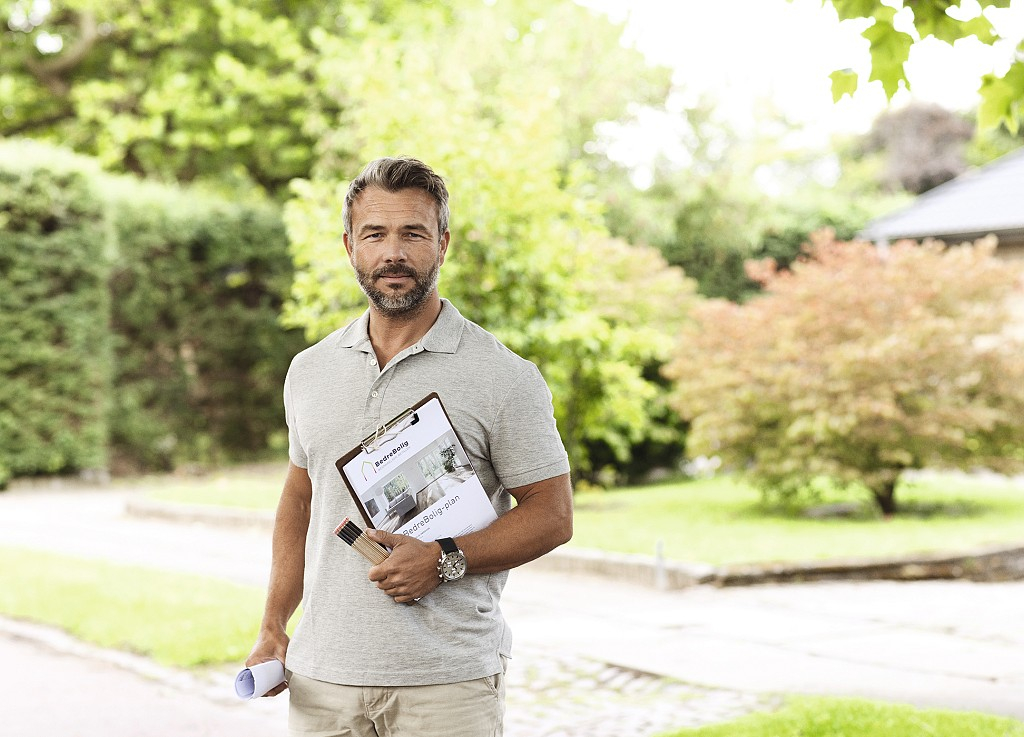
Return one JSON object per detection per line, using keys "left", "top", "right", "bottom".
{"left": 343, "top": 157, "right": 450, "bottom": 241}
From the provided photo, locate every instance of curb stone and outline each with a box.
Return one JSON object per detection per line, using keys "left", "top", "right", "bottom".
{"left": 527, "top": 542, "right": 1024, "bottom": 589}
{"left": 711, "top": 545, "right": 1024, "bottom": 586}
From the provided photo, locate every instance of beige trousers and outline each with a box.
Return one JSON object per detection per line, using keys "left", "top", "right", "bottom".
{"left": 287, "top": 666, "right": 506, "bottom": 737}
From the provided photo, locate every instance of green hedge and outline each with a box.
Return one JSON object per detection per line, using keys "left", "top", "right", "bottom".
{"left": 104, "top": 179, "right": 307, "bottom": 471}
{"left": 0, "top": 141, "right": 112, "bottom": 485}
{"left": 0, "top": 139, "right": 308, "bottom": 482}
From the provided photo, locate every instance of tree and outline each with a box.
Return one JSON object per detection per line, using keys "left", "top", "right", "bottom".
{"left": 0, "top": 0, "right": 380, "bottom": 194}
{"left": 820, "top": 0, "right": 1024, "bottom": 133}
{"left": 666, "top": 232, "right": 1024, "bottom": 514}
{"left": 965, "top": 116, "right": 1024, "bottom": 165}
{"left": 600, "top": 111, "right": 903, "bottom": 303}
{"left": 841, "top": 102, "right": 1023, "bottom": 199}
{"left": 283, "top": 0, "right": 693, "bottom": 479}
{"left": 1, "top": 0, "right": 671, "bottom": 196}
{"left": 860, "top": 102, "right": 975, "bottom": 194}
{"left": 598, "top": 103, "right": 780, "bottom": 302}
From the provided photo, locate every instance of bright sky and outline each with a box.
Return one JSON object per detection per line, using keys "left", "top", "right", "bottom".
{"left": 582, "top": 0, "right": 1024, "bottom": 173}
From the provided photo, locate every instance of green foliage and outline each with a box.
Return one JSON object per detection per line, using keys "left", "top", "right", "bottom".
{"left": 861, "top": 5, "right": 914, "bottom": 100}
{"left": 0, "top": 0, "right": 353, "bottom": 195}
{"left": 979, "top": 60, "right": 1024, "bottom": 134}
{"left": 0, "top": 138, "right": 111, "bottom": 482}
{"left": 104, "top": 176, "right": 307, "bottom": 471}
{"left": 646, "top": 174, "right": 767, "bottom": 301}
{"left": 1, "top": 0, "right": 669, "bottom": 197}
{"left": 818, "top": 0, "right": 1024, "bottom": 133}
{"left": 829, "top": 68, "right": 859, "bottom": 102}
{"left": 602, "top": 148, "right": 899, "bottom": 303}
{"left": 666, "top": 234, "right": 1024, "bottom": 514}
{"left": 756, "top": 197, "right": 873, "bottom": 269}
{"left": 660, "top": 696, "right": 1024, "bottom": 737}
{"left": 598, "top": 94, "right": 912, "bottom": 303}
{"left": 0, "top": 138, "right": 305, "bottom": 478}
{"left": 600, "top": 120, "right": 771, "bottom": 303}
{"left": 284, "top": 0, "right": 690, "bottom": 478}
{"left": 965, "top": 120, "right": 1024, "bottom": 166}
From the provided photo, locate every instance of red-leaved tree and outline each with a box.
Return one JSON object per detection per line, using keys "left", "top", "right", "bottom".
{"left": 665, "top": 232, "right": 1024, "bottom": 514}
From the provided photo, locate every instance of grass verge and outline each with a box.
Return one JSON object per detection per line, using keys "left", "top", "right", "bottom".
{"left": 571, "top": 475, "right": 1024, "bottom": 564}
{"left": 657, "top": 696, "right": 1024, "bottom": 737}
{"left": 0, "top": 546, "right": 281, "bottom": 667}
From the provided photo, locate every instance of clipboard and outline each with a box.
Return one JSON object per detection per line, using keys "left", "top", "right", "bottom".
{"left": 334, "top": 393, "right": 498, "bottom": 541}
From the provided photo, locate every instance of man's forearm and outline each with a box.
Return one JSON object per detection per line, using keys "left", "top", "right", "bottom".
{"left": 260, "top": 464, "right": 312, "bottom": 633}
{"left": 458, "top": 472, "right": 573, "bottom": 575}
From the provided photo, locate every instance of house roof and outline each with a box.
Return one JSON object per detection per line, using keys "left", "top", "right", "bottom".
{"left": 860, "top": 147, "right": 1024, "bottom": 243}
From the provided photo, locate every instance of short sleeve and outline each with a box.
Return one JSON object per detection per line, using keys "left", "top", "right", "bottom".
{"left": 284, "top": 370, "right": 308, "bottom": 469}
{"left": 488, "top": 363, "right": 570, "bottom": 489}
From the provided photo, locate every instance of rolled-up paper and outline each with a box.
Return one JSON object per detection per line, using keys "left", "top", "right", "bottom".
{"left": 234, "top": 659, "right": 286, "bottom": 700}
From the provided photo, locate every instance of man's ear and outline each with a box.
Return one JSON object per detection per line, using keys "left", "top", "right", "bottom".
{"left": 344, "top": 232, "right": 355, "bottom": 264}
{"left": 438, "top": 230, "right": 450, "bottom": 266}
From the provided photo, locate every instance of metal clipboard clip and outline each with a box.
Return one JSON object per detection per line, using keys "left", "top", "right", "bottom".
{"left": 360, "top": 408, "right": 420, "bottom": 453}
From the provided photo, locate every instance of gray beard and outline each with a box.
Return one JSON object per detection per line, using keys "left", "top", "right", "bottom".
{"left": 356, "top": 259, "right": 441, "bottom": 318}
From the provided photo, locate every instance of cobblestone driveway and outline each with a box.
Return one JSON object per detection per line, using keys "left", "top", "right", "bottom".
{"left": 505, "top": 646, "right": 770, "bottom": 737}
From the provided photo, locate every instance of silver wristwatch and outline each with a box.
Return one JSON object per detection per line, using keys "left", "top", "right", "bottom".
{"left": 436, "top": 537, "right": 467, "bottom": 582}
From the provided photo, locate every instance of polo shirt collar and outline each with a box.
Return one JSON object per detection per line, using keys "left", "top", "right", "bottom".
{"left": 420, "top": 299, "right": 464, "bottom": 354}
{"left": 335, "top": 309, "right": 372, "bottom": 351}
{"left": 335, "top": 298, "right": 464, "bottom": 354}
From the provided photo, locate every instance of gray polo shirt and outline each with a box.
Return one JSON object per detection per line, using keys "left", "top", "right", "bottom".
{"left": 283, "top": 298, "right": 570, "bottom": 686}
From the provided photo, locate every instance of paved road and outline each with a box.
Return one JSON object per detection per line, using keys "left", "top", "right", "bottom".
{"left": 2, "top": 484, "right": 1023, "bottom": 736}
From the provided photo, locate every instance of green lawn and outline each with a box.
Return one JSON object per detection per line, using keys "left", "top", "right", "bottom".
{"left": 0, "top": 546, "right": 284, "bottom": 667}
{"left": 570, "top": 475, "right": 1024, "bottom": 564}
{"left": 658, "top": 697, "right": 1024, "bottom": 737}
{"left": 141, "top": 466, "right": 1024, "bottom": 565}
{"left": 138, "top": 463, "right": 288, "bottom": 510}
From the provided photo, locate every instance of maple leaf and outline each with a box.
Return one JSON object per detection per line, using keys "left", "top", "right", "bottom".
{"left": 862, "top": 15, "right": 914, "bottom": 99}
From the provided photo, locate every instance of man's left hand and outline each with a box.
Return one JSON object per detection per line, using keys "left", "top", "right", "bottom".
{"left": 366, "top": 530, "right": 442, "bottom": 604}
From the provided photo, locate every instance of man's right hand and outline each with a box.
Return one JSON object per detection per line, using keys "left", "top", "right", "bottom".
{"left": 248, "top": 462, "right": 310, "bottom": 697}
{"left": 246, "top": 630, "right": 290, "bottom": 697}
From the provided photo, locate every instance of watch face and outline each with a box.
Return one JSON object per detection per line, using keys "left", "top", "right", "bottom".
{"left": 441, "top": 552, "right": 467, "bottom": 580}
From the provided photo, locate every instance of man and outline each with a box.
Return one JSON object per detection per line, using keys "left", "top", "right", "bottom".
{"left": 246, "top": 156, "right": 573, "bottom": 737}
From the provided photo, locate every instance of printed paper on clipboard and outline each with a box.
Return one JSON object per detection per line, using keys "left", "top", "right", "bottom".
{"left": 335, "top": 393, "right": 498, "bottom": 542}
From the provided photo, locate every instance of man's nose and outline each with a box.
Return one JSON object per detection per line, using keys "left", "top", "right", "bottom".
{"left": 380, "top": 235, "right": 407, "bottom": 262}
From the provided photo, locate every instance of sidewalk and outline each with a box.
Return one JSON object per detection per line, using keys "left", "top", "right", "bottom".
{"left": 2, "top": 484, "right": 1024, "bottom": 735}
{"left": 0, "top": 619, "right": 287, "bottom": 737}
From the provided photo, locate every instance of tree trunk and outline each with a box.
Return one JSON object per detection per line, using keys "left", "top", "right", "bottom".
{"left": 871, "top": 480, "right": 898, "bottom": 516}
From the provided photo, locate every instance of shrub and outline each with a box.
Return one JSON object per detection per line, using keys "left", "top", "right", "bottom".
{"left": 666, "top": 232, "right": 1024, "bottom": 514}
{"left": 104, "top": 178, "right": 307, "bottom": 471}
{"left": 0, "top": 139, "right": 112, "bottom": 483}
